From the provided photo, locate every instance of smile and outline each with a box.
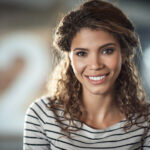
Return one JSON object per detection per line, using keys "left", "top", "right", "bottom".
{"left": 86, "top": 73, "right": 109, "bottom": 85}
{"left": 88, "top": 75, "right": 106, "bottom": 81}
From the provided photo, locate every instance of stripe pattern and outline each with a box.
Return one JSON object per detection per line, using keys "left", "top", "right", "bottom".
{"left": 23, "top": 97, "right": 150, "bottom": 150}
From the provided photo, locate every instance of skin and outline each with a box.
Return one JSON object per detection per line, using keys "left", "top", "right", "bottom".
{"left": 69, "top": 28, "right": 125, "bottom": 129}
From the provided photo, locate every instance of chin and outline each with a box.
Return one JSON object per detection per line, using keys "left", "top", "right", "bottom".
{"left": 88, "top": 88, "right": 109, "bottom": 96}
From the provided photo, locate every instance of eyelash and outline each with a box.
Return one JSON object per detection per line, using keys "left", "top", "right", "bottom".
{"left": 76, "top": 51, "right": 87, "bottom": 56}
{"left": 102, "top": 48, "right": 114, "bottom": 54}
{"left": 75, "top": 48, "right": 114, "bottom": 57}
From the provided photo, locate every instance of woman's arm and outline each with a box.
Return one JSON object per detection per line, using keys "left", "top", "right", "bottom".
{"left": 23, "top": 100, "right": 51, "bottom": 150}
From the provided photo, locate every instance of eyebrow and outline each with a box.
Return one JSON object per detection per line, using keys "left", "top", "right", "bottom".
{"left": 72, "top": 43, "right": 116, "bottom": 51}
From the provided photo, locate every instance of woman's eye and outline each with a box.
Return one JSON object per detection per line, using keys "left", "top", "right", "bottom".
{"left": 76, "top": 51, "right": 87, "bottom": 56}
{"left": 102, "top": 48, "right": 114, "bottom": 55}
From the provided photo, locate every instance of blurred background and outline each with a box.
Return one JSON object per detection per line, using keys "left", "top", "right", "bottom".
{"left": 0, "top": 0, "right": 150, "bottom": 150}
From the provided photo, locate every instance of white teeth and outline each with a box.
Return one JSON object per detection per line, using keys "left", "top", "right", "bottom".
{"left": 89, "top": 75, "right": 106, "bottom": 81}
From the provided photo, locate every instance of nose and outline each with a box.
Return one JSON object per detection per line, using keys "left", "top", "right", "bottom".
{"left": 89, "top": 54, "right": 104, "bottom": 70}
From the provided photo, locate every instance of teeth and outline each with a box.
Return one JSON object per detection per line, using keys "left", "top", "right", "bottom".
{"left": 89, "top": 75, "right": 106, "bottom": 81}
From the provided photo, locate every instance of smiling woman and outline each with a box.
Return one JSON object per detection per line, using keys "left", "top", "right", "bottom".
{"left": 23, "top": 0, "right": 150, "bottom": 150}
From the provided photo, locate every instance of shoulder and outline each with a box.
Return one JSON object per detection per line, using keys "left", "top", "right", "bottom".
{"left": 135, "top": 101, "right": 150, "bottom": 125}
{"left": 25, "top": 96, "right": 57, "bottom": 124}
{"left": 27, "top": 96, "right": 50, "bottom": 113}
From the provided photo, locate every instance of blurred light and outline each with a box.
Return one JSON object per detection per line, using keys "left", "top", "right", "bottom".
{"left": 142, "top": 47, "right": 150, "bottom": 88}
{"left": 0, "top": 32, "right": 51, "bottom": 136}
{"left": 0, "top": 0, "right": 56, "bottom": 9}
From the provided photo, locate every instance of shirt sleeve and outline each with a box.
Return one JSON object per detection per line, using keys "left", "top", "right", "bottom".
{"left": 143, "top": 130, "right": 150, "bottom": 150}
{"left": 143, "top": 103, "right": 150, "bottom": 149}
{"left": 23, "top": 100, "right": 51, "bottom": 150}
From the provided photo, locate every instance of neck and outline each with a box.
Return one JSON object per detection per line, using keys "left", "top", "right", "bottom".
{"left": 81, "top": 89, "right": 120, "bottom": 123}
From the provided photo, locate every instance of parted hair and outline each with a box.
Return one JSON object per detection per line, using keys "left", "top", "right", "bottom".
{"left": 47, "top": 0, "right": 150, "bottom": 143}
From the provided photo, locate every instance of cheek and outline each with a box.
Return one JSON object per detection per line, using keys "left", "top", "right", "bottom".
{"left": 71, "top": 58, "right": 86, "bottom": 75}
{"left": 106, "top": 55, "right": 122, "bottom": 72}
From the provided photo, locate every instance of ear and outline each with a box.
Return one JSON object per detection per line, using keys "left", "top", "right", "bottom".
{"left": 68, "top": 52, "right": 71, "bottom": 60}
{"left": 68, "top": 51, "right": 73, "bottom": 63}
{"left": 65, "top": 52, "right": 72, "bottom": 68}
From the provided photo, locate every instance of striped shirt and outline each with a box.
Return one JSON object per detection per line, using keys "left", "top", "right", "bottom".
{"left": 23, "top": 97, "right": 150, "bottom": 150}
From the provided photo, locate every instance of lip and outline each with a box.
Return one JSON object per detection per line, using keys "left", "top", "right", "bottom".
{"left": 85, "top": 72, "right": 109, "bottom": 77}
{"left": 85, "top": 73, "right": 109, "bottom": 85}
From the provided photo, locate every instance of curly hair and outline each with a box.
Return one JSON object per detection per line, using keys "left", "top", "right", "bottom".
{"left": 47, "top": 0, "right": 150, "bottom": 144}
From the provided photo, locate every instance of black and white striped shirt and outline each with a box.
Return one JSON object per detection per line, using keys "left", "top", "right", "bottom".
{"left": 23, "top": 97, "right": 150, "bottom": 150}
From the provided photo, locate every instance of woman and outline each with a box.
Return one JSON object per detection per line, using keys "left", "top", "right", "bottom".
{"left": 23, "top": 0, "right": 150, "bottom": 149}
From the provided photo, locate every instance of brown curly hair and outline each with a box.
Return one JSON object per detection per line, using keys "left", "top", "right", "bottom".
{"left": 47, "top": 0, "right": 150, "bottom": 144}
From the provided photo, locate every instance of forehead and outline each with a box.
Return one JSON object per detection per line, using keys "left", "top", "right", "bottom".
{"left": 71, "top": 28, "right": 119, "bottom": 49}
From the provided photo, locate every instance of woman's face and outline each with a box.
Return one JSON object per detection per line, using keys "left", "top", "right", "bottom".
{"left": 70, "top": 28, "right": 124, "bottom": 96}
